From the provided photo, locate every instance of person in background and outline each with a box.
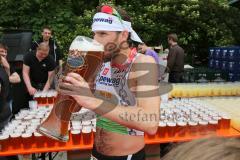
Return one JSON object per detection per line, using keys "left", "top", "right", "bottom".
{"left": 0, "top": 43, "right": 21, "bottom": 112}
{"left": 166, "top": 33, "right": 184, "bottom": 83}
{"left": 162, "top": 137, "right": 240, "bottom": 160}
{"left": 138, "top": 43, "right": 167, "bottom": 82}
{"left": 23, "top": 42, "right": 56, "bottom": 97}
{"left": 31, "top": 26, "right": 63, "bottom": 66}
{"left": 138, "top": 43, "right": 160, "bottom": 65}
{"left": 0, "top": 43, "right": 19, "bottom": 160}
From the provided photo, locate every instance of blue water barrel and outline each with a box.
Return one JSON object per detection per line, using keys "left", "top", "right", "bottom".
{"left": 221, "top": 48, "right": 228, "bottom": 61}
{"left": 209, "top": 59, "right": 214, "bottom": 68}
{"left": 214, "top": 48, "right": 221, "bottom": 60}
{"left": 228, "top": 73, "right": 240, "bottom": 82}
{"left": 209, "top": 48, "right": 215, "bottom": 59}
{"left": 228, "top": 61, "right": 238, "bottom": 73}
{"left": 214, "top": 60, "right": 220, "bottom": 69}
{"left": 228, "top": 47, "right": 238, "bottom": 61}
{"left": 221, "top": 61, "right": 227, "bottom": 71}
{"left": 236, "top": 47, "right": 240, "bottom": 61}
{"left": 238, "top": 61, "right": 240, "bottom": 73}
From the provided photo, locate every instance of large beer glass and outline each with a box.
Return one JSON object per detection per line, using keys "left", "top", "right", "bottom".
{"left": 37, "top": 36, "right": 104, "bottom": 141}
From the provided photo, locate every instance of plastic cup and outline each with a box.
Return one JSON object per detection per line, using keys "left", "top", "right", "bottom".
{"left": 4, "top": 128, "right": 15, "bottom": 134}
{"left": 167, "top": 122, "right": 176, "bottom": 137}
{"left": 27, "top": 125, "right": 37, "bottom": 131}
{"left": 36, "top": 114, "right": 44, "bottom": 119}
{"left": 16, "top": 125, "right": 26, "bottom": 131}
{"left": 72, "top": 121, "right": 81, "bottom": 127}
{"left": 4, "top": 124, "right": 16, "bottom": 132}
{"left": 82, "top": 120, "right": 91, "bottom": 126}
{"left": 34, "top": 132, "right": 45, "bottom": 148}
{"left": 29, "top": 100, "right": 38, "bottom": 110}
{"left": 177, "top": 121, "right": 187, "bottom": 137}
{"left": 0, "top": 134, "right": 10, "bottom": 151}
{"left": 37, "top": 111, "right": 45, "bottom": 117}
{"left": 31, "top": 119, "right": 41, "bottom": 125}
{"left": 29, "top": 110, "right": 37, "bottom": 116}
{"left": 212, "top": 116, "right": 222, "bottom": 129}
{"left": 21, "top": 133, "right": 32, "bottom": 149}
{"left": 91, "top": 119, "right": 97, "bottom": 125}
{"left": 72, "top": 125, "right": 82, "bottom": 131}
{"left": 26, "top": 128, "right": 36, "bottom": 134}
{"left": 188, "top": 121, "right": 198, "bottom": 136}
{"left": 22, "top": 121, "right": 31, "bottom": 126}
{"left": 92, "top": 125, "right": 96, "bottom": 133}
{"left": 82, "top": 126, "right": 92, "bottom": 145}
{"left": 10, "top": 132, "right": 21, "bottom": 149}
{"left": 71, "top": 130, "right": 81, "bottom": 145}
{"left": 145, "top": 131, "right": 156, "bottom": 139}
{"left": 158, "top": 122, "right": 167, "bottom": 138}
{"left": 40, "top": 92, "right": 48, "bottom": 105}
{"left": 52, "top": 91, "right": 58, "bottom": 103}
{"left": 45, "top": 137, "right": 57, "bottom": 148}
{"left": 10, "top": 120, "right": 21, "bottom": 126}
{"left": 209, "top": 120, "right": 218, "bottom": 133}
{"left": 47, "top": 92, "right": 54, "bottom": 105}
{"left": 220, "top": 115, "right": 231, "bottom": 129}
{"left": 199, "top": 121, "right": 208, "bottom": 135}
{"left": 23, "top": 116, "right": 33, "bottom": 121}
{"left": 20, "top": 109, "right": 30, "bottom": 115}
{"left": 34, "top": 92, "right": 41, "bottom": 104}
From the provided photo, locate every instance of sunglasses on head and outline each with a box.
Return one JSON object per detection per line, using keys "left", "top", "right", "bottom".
{"left": 100, "top": 5, "right": 123, "bottom": 23}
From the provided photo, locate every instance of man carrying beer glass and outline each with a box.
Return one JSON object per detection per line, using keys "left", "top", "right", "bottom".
{"left": 59, "top": 5, "right": 160, "bottom": 160}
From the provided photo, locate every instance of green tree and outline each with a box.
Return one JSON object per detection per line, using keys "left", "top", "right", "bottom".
{"left": 116, "top": 0, "right": 240, "bottom": 64}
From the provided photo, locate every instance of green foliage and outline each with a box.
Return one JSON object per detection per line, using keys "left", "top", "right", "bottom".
{"left": 0, "top": 0, "right": 239, "bottom": 65}
{"left": 116, "top": 0, "right": 240, "bottom": 64}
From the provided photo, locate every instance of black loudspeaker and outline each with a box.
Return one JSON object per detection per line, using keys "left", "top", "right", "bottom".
{"left": 1, "top": 31, "right": 32, "bottom": 62}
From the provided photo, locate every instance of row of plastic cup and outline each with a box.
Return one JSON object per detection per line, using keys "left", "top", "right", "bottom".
{"left": 33, "top": 90, "right": 58, "bottom": 105}
{"left": 146, "top": 99, "right": 231, "bottom": 139}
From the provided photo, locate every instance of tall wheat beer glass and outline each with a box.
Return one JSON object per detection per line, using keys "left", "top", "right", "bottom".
{"left": 37, "top": 36, "right": 104, "bottom": 141}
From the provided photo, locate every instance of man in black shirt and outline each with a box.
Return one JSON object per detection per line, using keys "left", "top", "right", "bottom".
{"left": 0, "top": 65, "right": 11, "bottom": 130}
{"left": 0, "top": 43, "right": 20, "bottom": 160}
{"left": 166, "top": 33, "right": 185, "bottom": 83}
{"left": 0, "top": 43, "right": 21, "bottom": 113}
{"left": 31, "top": 26, "right": 63, "bottom": 66}
{"left": 0, "top": 65, "right": 18, "bottom": 160}
{"left": 23, "top": 42, "right": 56, "bottom": 96}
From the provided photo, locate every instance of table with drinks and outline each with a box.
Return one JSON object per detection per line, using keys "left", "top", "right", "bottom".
{"left": 1, "top": 88, "right": 240, "bottom": 157}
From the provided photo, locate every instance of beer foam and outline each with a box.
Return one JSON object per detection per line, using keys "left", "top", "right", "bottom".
{"left": 82, "top": 126, "right": 92, "bottom": 133}
{"left": 69, "top": 36, "right": 104, "bottom": 52}
{"left": 71, "top": 130, "right": 81, "bottom": 135}
{"left": 188, "top": 121, "right": 197, "bottom": 126}
{"left": 0, "top": 134, "right": 9, "bottom": 140}
{"left": 177, "top": 121, "right": 187, "bottom": 126}
{"left": 167, "top": 122, "right": 176, "bottom": 127}
{"left": 10, "top": 133, "right": 21, "bottom": 138}
{"left": 159, "top": 121, "right": 166, "bottom": 127}
{"left": 34, "top": 132, "right": 43, "bottom": 137}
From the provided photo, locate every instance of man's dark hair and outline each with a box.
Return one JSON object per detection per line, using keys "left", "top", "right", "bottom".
{"left": 96, "top": 5, "right": 133, "bottom": 44}
{"left": 168, "top": 33, "right": 178, "bottom": 42}
{"left": 42, "top": 26, "right": 53, "bottom": 34}
{"left": 0, "top": 42, "right": 8, "bottom": 51}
